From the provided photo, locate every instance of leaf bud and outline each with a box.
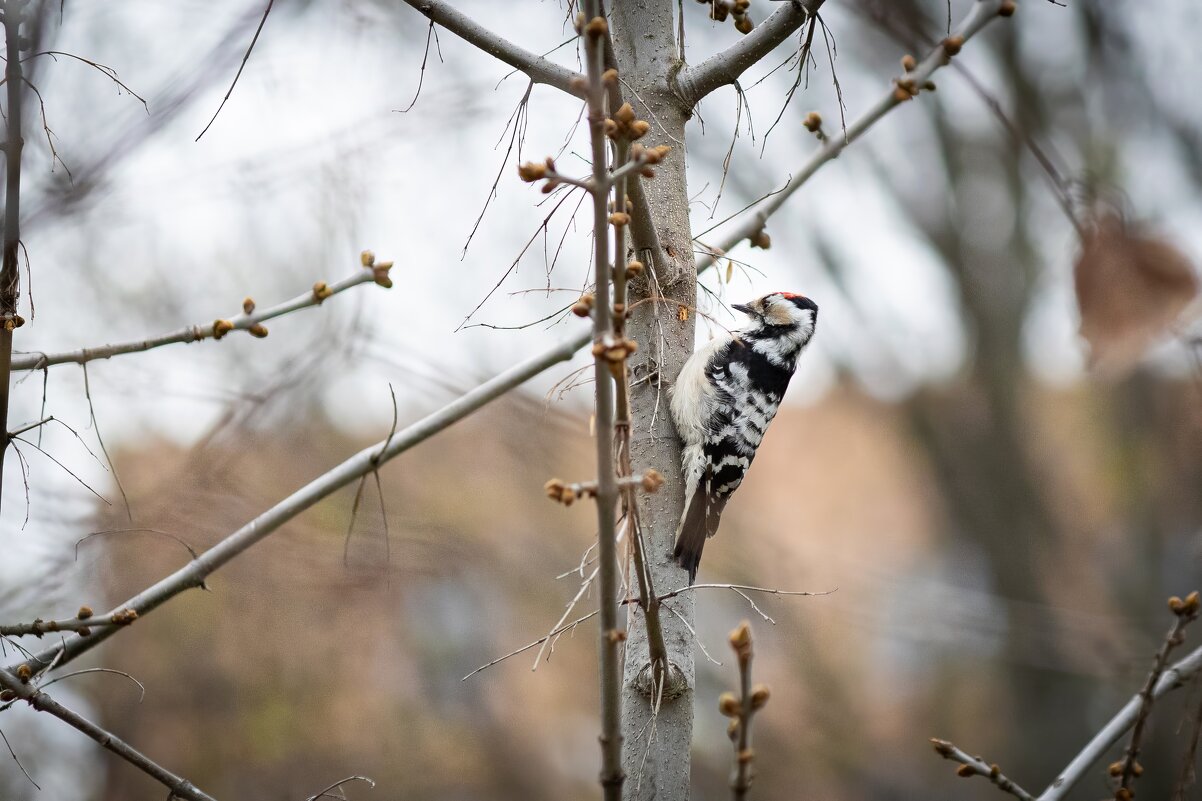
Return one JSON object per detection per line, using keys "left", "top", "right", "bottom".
{"left": 212, "top": 319, "right": 235, "bottom": 340}
{"left": 518, "top": 161, "right": 548, "bottom": 182}
{"left": 718, "top": 692, "right": 741, "bottom": 717}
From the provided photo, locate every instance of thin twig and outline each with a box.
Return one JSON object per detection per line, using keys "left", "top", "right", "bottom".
{"left": 196, "top": 0, "right": 275, "bottom": 141}
{"left": 82, "top": 362, "right": 130, "bottom": 519}
{"left": 930, "top": 738, "right": 1035, "bottom": 801}
{"left": 305, "top": 775, "right": 376, "bottom": 801}
{"left": 0, "top": 667, "right": 218, "bottom": 801}
{"left": 0, "top": 727, "right": 39, "bottom": 791}
{"left": 1115, "top": 595, "right": 1199, "bottom": 799}
{"left": 41, "top": 667, "right": 146, "bottom": 702}
{"left": 462, "top": 610, "right": 598, "bottom": 681}
{"left": 13, "top": 262, "right": 387, "bottom": 371}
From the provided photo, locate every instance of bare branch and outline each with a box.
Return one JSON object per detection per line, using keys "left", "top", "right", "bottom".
{"left": 0, "top": 0, "right": 28, "bottom": 518}
{"left": 196, "top": 0, "right": 275, "bottom": 141}
{"left": 0, "top": 727, "right": 39, "bottom": 791}
{"left": 580, "top": 4, "right": 624, "bottom": 798}
{"left": 0, "top": 667, "right": 218, "bottom": 801}
{"left": 723, "top": 621, "right": 767, "bottom": 801}
{"left": 930, "top": 739, "right": 1035, "bottom": 801}
{"left": 0, "top": 605, "right": 138, "bottom": 637}
{"left": 12, "top": 258, "right": 391, "bottom": 371}
{"left": 694, "top": 0, "right": 1012, "bottom": 270}
{"left": 1039, "top": 643, "right": 1202, "bottom": 800}
{"left": 7, "top": 333, "right": 586, "bottom": 676}
{"left": 400, "top": 0, "right": 585, "bottom": 98}
{"left": 678, "top": 0, "right": 824, "bottom": 105}
{"left": 305, "top": 775, "right": 376, "bottom": 801}
{"left": 1113, "top": 595, "right": 1198, "bottom": 799}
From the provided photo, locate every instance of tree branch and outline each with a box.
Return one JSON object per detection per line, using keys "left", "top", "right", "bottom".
{"left": 694, "top": 0, "right": 1011, "bottom": 268}
{"left": 399, "top": 0, "right": 585, "bottom": 98}
{"left": 6, "top": 333, "right": 585, "bottom": 676}
{"left": 677, "top": 0, "right": 824, "bottom": 105}
{"left": 580, "top": 5, "right": 624, "bottom": 798}
{"left": 12, "top": 258, "right": 391, "bottom": 371}
{"left": 930, "top": 739, "right": 1035, "bottom": 801}
{"left": 0, "top": 0, "right": 29, "bottom": 517}
{"left": 0, "top": 667, "right": 218, "bottom": 801}
{"left": 1039, "top": 616, "right": 1202, "bottom": 800}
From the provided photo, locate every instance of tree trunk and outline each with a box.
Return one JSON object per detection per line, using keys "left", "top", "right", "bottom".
{"left": 609, "top": 4, "right": 698, "bottom": 799}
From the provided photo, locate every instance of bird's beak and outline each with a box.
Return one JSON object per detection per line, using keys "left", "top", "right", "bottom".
{"left": 731, "top": 303, "right": 752, "bottom": 315}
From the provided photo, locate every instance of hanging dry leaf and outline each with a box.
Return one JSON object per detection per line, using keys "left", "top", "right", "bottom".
{"left": 1074, "top": 212, "right": 1199, "bottom": 374}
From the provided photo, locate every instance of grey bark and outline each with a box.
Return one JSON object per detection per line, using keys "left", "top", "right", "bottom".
{"left": 609, "top": 4, "right": 698, "bottom": 799}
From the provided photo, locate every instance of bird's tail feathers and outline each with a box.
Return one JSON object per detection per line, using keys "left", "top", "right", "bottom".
{"left": 672, "top": 490, "right": 725, "bottom": 584}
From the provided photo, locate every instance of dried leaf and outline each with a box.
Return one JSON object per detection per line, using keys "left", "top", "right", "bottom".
{"left": 1074, "top": 212, "right": 1199, "bottom": 374}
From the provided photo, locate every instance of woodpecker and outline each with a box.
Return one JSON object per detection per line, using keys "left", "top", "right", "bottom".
{"left": 669, "top": 292, "right": 818, "bottom": 582}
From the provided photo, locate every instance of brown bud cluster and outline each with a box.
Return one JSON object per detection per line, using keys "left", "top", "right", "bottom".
{"left": 111, "top": 608, "right": 139, "bottom": 625}
{"left": 893, "top": 77, "right": 921, "bottom": 102}
{"left": 212, "top": 319, "right": 235, "bottom": 340}
{"left": 718, "top": 692, "right": 740, "bottom": 717}
{"left": 0, "top": 689, "right": 15, "bottom": 702}
{"left": 803, "top": 111, "right": 823, "bottom": 133}
{"left": 572, "top": 293, "right": 596, "bottom": 318}
{"left": 942, "top": 35, "right": 964, "bottom": 57}
{"left": 77, "top": 605, "right": 94, "bottom": 620}
{"left": 701, "top": 0, "right": 753, "bottom": 34}
{"left": 518, "top": 160, "right": 549, "bottom": 182}
{"left": 360, "top": 250, "right": 395, "bottom": 288}
{"left": 901, "top": 54, "right": 917, "bottom": 72}
{"left": 312, "top": 281, "right": 333, "bottom": 303}
{"left": 16, "top": 664, "right": 32, "bottom": 682}
{"left": 605, "top": 103, "right": 652, "bottom": 141}
{"left": 1168, "top": 590, "right": 1200, "bottom": 617}
{"left": 640, "top": 469, "right": 664, "bottom": 494}
{"left": 584, "top": 16, "right": 608, "bottom": 38}
{"left": 998, "top": 0, "right": 1017, "bottom": 17}
{"left": 544, "top": 478, "right": 598, "bottom": 507}
{"left": 750, "top": 228, "right": 771, "bottom": 250}
{"left": 592, "top": 335, "right": 638, "bottom": 364}
{"left": 602, "top": 68, "right": 618, "bottom": 86}
{"left": 248, "top": 323, "right": 269, "bottom": 339}
{"left": 606, "top": 628, "right": 627, "bottom": 644}
{"left": 625, "top": 260, "right": 645, "bottom": 279}
{"left": 242, "top": 297, "right": 256, "bottom": 314}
